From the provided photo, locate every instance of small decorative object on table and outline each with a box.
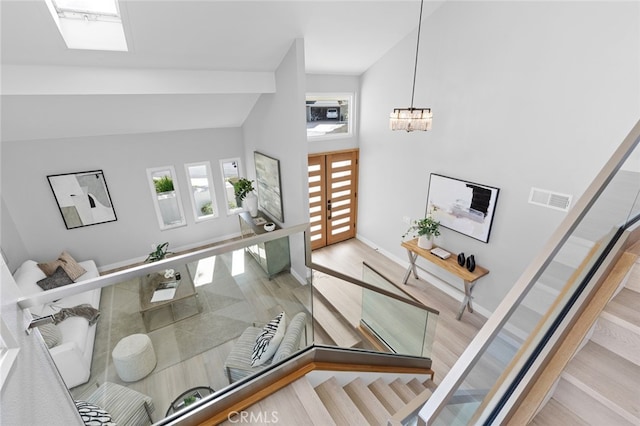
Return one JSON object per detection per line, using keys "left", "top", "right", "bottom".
{"left": 264, "top": 222, "right": 275, "bottom": 232}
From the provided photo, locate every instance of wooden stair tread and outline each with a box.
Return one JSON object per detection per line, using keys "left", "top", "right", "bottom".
{"left": 313, "top": 274, "right": 362, "bottom": 327}
{"left": 311, "top": 289, "right": 362, "bottom": 348}
{"left": 389, "top": 378, "right": 417, "bottom": 404}
{"left": 228, "top": 379, "right": 324, "bottom": 426}
{"left": 290, "top": 377, "right": 336, "bottom": 425}
{"left": 551, "top": 375, "right": 637, "bottom": 426}
{"left": 368, "top": 378, "right": 406, "bottom": 414}
{"left": 530, "top": 399, "right": 589, "bottom": 426}
{"left": 406, "top": 378, "right": 427, "bottom": 395}
{"left": 605, "top": 288, "right": 640, "bottom": 328}
{"left": 563, "top": 341, "right": 640, "bottom": 417}
{"left": 314, "top": 377, "right": 369, "bottom": 425}
{"left": 343, "top": 378, "right": 391, "bottom": 426}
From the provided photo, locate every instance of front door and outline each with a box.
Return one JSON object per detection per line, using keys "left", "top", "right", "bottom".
{"left": 308, "top": 149, "right": 359, "bottom": 250}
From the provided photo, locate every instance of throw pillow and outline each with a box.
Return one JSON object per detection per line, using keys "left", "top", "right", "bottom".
{"left": 251, "top": 312, "right": 286, "bottom": 367}
{"left": 33, "top": 316, "right": 62, "bottom": 349}
{"left": 38, "top": 251, "right": 87, "bottom": 281}
{"left": 36, "top": 266, "right": 74, "bottom": 291}
{"left": 74, "top": 400, "right": 116, "bottom": 426}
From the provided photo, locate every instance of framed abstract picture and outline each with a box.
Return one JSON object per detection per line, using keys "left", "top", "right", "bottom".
{"left": 47, "top": 170, "right": 117, "bottom": 229}
{"left": 254, "top": 151, "right": 284, "bottom": 222}
{"left": 426, "top": 173, "right": 500, "bottom": 243}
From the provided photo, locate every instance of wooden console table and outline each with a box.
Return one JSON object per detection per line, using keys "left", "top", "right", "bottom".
{"left": 401, "top": 238, "right": 489, "bottom": 320}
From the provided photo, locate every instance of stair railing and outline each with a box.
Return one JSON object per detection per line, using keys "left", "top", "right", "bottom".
{"left": 418, "top": 119, "right": 640, "bottom": 425}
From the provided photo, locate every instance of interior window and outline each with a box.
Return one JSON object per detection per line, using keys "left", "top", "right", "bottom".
{"left": 220, "top": 158, "right": 243, "bottom": 215}
{"left": 306, "top": 93, "right": 353, "bottom": 139}
{"left": 185, "top": 161, "right": 218, "bottom": 222}
{"left": 146, "top": 166, "right": 186, "bottom": 230}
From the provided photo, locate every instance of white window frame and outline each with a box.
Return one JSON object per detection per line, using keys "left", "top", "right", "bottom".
{"left": 146, "top": 165, "right": 187, "bottom": 230}
{"left": 185, "top": 161, "right": 219, "bottom": 223}
{"left": 219, "top": 158, "right": 244, "bottom": 215}
{"left": 306, "top": 92, "right": 354, "bottom": 141}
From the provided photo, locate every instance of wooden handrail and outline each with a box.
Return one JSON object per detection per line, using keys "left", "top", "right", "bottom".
{"left": 156, "top": 345, "right": 434, "bottom": 426}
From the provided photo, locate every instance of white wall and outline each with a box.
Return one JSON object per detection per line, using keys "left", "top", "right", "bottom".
{"left": 1, "top": 127, "right": 245, "bottom": 270}
{"left": 358, "top": 1, "right": 640, "bottom": 312}
{"left": 306, "top": 73, "right": 360, "bottom": 154}
{"left": 243, "top": 39, "right": 310, "bottom": 281}
{"left": 1, "top": 259, "right": 80, "bottom": 424}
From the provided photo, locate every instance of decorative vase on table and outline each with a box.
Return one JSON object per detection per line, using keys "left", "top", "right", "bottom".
{"left": 243, "top": 192, "right": 258, "bottom": 217}
{"left": 418, "top": 235, "right": 433, "bottom": 249}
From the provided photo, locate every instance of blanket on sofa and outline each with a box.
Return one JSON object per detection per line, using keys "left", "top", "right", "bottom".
{"left": 52, "top": 304, "right": 101, "bottom": 326}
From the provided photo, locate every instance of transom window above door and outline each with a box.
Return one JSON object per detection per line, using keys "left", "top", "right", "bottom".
{"left": 306, "top": 93, "right": 353, "bottom": 140}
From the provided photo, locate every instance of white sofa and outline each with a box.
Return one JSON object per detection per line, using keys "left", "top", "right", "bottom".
{"left": 13, "top": 259, "right": 101, "bottom": 389}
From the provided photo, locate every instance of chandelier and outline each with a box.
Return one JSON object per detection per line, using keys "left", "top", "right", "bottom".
{"left": 389, "top": 0, "right": 432, "bottom": 132}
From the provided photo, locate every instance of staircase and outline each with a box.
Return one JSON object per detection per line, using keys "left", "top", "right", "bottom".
{"left": 532, "top": 258, "right": 640, "bottom": 425}
{"left": 219, "top": 372, "right": 436, "bottom": 425}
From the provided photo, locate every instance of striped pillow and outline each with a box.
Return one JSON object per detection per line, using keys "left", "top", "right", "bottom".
{"left": 251, "top": 312, "right": 286, "bottom": 367}
{"left": 75, "top": 400, "right": 115, "bottom": 426}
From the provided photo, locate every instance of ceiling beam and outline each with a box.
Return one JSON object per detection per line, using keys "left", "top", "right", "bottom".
{"left": 2, "top": 65, "right": 276, "bottom": 96}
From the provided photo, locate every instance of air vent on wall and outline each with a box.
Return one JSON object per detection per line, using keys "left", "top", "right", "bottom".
{"left": 528, "top": 187, "right": 572, "bottom": 212}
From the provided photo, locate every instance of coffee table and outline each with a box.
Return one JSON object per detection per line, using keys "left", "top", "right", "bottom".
{"left": 165, "top": 386, "right": 214, "bottom": 417}
{"left": 139, "top": 265, "right": 200, "bottom": 331}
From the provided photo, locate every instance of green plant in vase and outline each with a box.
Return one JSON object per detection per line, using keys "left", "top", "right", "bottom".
{"left": 232, "top": 178, "right": 255, "bottom": 202}
{"left": 145, "top": 242, "right": 173, "bottom": 263}
{"left": 402, "top": 216, "right": 441, "bottom": 249}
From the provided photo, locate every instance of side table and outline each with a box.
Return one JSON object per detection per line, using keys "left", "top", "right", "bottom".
{"left": 401, "top": 238, "right": 489, "bottom": 320}
{"left": 165, "top": 386, "right": 215, "bottom": 417}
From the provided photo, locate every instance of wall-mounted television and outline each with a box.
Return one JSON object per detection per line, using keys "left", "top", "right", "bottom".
{"left": 426, "top": 173, "right": 500, "bottom": 243}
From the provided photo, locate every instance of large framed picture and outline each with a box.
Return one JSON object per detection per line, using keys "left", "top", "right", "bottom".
{"left": 47, "top": 170, "right": 117, "bottom": 229}
{"left": 254, "top": 152, "right": 284, "bottom": 222}
{"left": 426, "top": 173, "right": 499, "bottom": 243}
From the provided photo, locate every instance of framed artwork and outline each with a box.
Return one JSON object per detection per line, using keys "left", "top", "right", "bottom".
{"left": 426, "top": 173, "right": 500, "bottom": 243}
{"left": 47, "top": 170, "right": 117, "bottom": 229}
{"left": 254, "top": 151, "right": 284, "bottom": 222}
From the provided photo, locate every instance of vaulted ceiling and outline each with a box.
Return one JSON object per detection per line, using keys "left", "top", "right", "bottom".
{"left": 1, "top": 0, "right": 444, "bottom": 141}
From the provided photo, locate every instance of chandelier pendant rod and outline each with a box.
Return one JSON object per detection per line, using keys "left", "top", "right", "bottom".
{"left": 410, "top": 0, "right": 425, "bottom": 110}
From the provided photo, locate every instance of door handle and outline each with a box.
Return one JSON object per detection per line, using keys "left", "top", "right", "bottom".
{"left": 327, "top": 199, "right": 332, "bottom": 219}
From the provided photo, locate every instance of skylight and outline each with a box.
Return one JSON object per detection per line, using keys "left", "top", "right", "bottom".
{"left": 45, "top": 0, "right": 128, "bottom": 51}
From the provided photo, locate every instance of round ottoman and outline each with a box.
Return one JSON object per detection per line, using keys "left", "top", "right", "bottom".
{"left": 112, "top": 334, "right": 157, "bottom": 382}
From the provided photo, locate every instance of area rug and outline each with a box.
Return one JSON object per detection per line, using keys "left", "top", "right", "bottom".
{"left": 85, "top": 253, "right": 256, "bottom": 390}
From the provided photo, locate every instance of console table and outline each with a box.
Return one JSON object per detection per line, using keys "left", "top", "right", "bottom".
{"left": 238, "top": 211, "right": 291, "bottom": 279}
{"left": 401, "top": 238, "right": 489, "bottom": 320}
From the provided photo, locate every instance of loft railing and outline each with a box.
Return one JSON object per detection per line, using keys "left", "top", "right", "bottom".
{"left": 419, "top": 119, "right": 640, "bottom": 425}
{"left": 17, "top": 218, "right": 440, "bottom": 424}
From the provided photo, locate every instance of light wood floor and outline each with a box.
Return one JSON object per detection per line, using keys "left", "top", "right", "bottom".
{"left": 76, "top": 238, "right": 486, "bottom": 422}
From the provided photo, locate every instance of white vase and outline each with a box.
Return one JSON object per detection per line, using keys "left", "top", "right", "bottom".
{"left": 244, "top": 192, "right": 258, "bottom": 217}
{"left": 418, "top": 235, "right": 433, "bottom": 249}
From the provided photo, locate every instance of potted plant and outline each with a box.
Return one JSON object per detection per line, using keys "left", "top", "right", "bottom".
{"left": 402, "top": 216, "right": 441, "bottom": 249}
{"left": 145, "top": 242, "right": 173, "bottom": 263}
{"left": 232, "top": 178, "right": 258, "bottom": 217}
{"left": 231, "top": 178, "right": 255, "bottom": 204}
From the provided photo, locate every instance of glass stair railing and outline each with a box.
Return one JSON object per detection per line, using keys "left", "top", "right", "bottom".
{"left": 419, "top": 119, "right": 640, "bottom": 425}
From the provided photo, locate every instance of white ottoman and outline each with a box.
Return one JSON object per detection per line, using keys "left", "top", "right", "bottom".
{"left": 112, "top": 334, "right": 157, "bottom": 382}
